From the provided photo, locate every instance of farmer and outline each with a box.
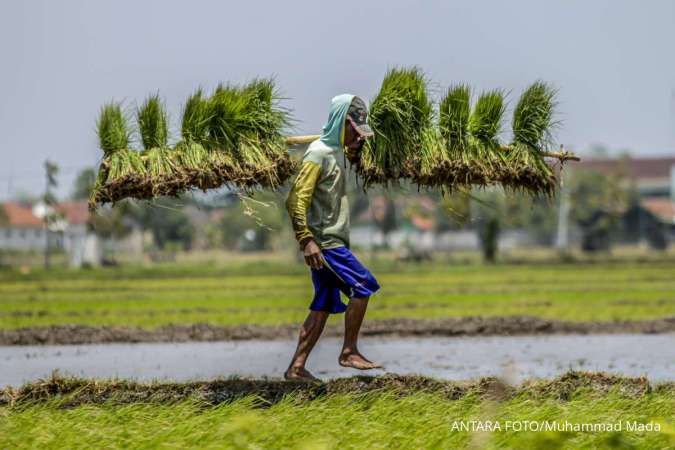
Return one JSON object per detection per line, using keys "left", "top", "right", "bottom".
{"left": 284, "top": 94, "right": 382, "bottom": 381}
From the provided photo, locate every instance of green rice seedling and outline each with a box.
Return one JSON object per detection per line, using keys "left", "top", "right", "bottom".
{"left": 469, "top": 89, "right": 505, "bottom": 149}
{"left": 205, "top": 78, "right": 291, "bottom": 186}
{"left": 239, "top": 137, "right": 279, "bottom": 188}
{"left": 177, "top": 89, "right": 219, "bottom": 190}
{"left": 175, "top": 141, "right": 209, "bottom": 171}
{"left": 207, "top": 83, "right": 245, "bottom": 152}
{"left": 507, "top": 82, "right": 558, "bottom": 195}
{"left": 137, "top": 94, "right": 169, "bottom": 150}
{"left": 143, "top": 147, "right": 176, "bottom": 181}
{"left": 207, "top": 149, "right": 239, "bottom": 183}
{"left": 439, "top": 84, "right": 471, "bottom": 154}
{"left": 362, "top": 67, "right": 433, "bottom": 184}
{"left": 466, "top": 89, "right": 507, "bottom": 185}
{"left": 98, "top": 149, "right": 148, "bottom": 202}
{"left": 181, "top": 88, "right": 212, "bottom": 145}
{"left": 96, "top": 102, "right": 131, "bottom": 156}
{"left": 106, "top": 149, "right": 147, "bottom": 183}
{"left": 91, "top": 102, "right": 135, "bottom": 207}
{"left": 413, "top": 127, "right": 447, "bottom": 185}
{"left": 208, "top": 79, "right": 289, "bottom": 152}
{"left": 512, "top": 81, "right": 557, "bottom": 150}
{"left": 436, "top": 86, "right": 508, "bottom": 188}
{"left": 437, "top": 84, "right": 473, "bottom": 185}
{"left": 240, "top": 78, "right": 290, "bottom": 148}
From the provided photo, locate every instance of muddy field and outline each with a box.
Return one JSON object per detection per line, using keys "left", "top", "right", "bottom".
{"left": 2, "top": 315, "right": 674, "bottom": 346}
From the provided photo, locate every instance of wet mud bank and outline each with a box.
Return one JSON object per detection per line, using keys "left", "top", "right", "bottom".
{"left": 1, "top": 316, "right": 674, "bottom": 345}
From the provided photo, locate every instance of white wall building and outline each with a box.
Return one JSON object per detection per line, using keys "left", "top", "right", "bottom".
{"left": 0, "top": 201, "right": 100, "bottom": 267}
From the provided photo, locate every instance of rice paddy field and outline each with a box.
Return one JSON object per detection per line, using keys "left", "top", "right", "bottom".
{"left": 2, "top": 258, "right": 674, "bottom": 449}
{"left": 0, "top": 259, "right": 674, "bottom": 331}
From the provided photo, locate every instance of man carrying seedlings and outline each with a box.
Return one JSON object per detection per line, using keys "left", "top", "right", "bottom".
{"left": 284, "top": 94, "right": 382, "bottom": 381}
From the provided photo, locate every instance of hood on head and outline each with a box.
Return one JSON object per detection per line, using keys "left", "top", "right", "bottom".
{"left": 320, "top": 94, "right": 355, "bottom": 149}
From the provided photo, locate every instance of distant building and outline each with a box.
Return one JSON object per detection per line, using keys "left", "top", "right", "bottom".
{"left": 576, "top": 156, "right": 675, "bottom": 197}
{"left": 0, "top": 202, "right": 47, "bottom": 251}
{"left": 572, "top": 155, "right": 675, "bottom": 247}
{"left": 0, "top": 201, "right": 100, "bottom": 266}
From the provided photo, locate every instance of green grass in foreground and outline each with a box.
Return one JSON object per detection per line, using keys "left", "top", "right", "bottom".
{"left": 1, "top": 373, "right": 673, "bottom": 449}
{"left": 0, "top": 260, "right": 674, "bottom": 329}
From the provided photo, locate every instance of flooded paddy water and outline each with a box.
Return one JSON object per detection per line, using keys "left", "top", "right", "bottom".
{"left": 2, "top": 333, "right": 673, "bottom": 388}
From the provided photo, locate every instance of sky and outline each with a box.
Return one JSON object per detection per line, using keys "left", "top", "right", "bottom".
{"left": 1, "top": 0, "right": 674, "bottom": 199}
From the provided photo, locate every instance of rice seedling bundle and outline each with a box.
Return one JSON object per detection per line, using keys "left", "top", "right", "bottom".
{"left": 90, "top": 78, "right": 294, "bottom": 209}
{"left": 408, "top": 85, "right": 509, "bottom": 189}
{"left": 90, "top": 102, "right": 146, "bottom": 205}
{"left": 349, "top": 70, "right": 570, "bottom": 195}
{"left": 200, "top": 79, "right": 292, "bottom": 190}
{"left": 136, "top": 95, "right": 183, "bottom": 197}
{"left": 97, "top": 103, "right": 131, "bottom": 156}
{"left": 433, "top": 84, "right": 472, "bottom": 187}
{"left": 137, "top": 94, "right": 169, "bottom": 150}
{"left": 505, "top": 81, "right": 558, "bottom": 195}
{"left": 89, "top": 73, "right": 574, "bottom": 209}
{"left": 353, "top": 67, "right": 434, "bottom": 186}
{"left": 181, "top": 88, "right": 211, "bottom": 145}
{"left": 464, "top": 89, "right": 507, "bottom": 185}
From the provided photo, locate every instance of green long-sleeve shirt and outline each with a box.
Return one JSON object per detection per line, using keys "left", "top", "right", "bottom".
{"left": 285, "top": 139, "right": 350, "bottom": 249}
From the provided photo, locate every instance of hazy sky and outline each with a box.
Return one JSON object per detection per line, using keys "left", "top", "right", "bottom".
{"left": 1, "top": 0, "right": 674, "bottom": 199}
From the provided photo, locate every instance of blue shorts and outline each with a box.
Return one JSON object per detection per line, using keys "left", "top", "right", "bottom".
{"left": 310, "top": 247, "right": 380, "bottom": 314}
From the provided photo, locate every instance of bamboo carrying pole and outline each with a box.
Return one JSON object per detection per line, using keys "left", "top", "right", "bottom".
{"left": 284, "top": 135, "right": 581, "bottom": 162}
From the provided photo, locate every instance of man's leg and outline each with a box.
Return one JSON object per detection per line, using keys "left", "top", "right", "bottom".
{"left": 339, "top": 297, "right": 383, "bottom": 370}
{"left": 285, "top": 310, "right": 329, "bottom": 380}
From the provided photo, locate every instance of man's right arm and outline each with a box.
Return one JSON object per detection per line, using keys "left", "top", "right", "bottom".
{"left": 286, "top": 160, "right": 322, "bottom": 258}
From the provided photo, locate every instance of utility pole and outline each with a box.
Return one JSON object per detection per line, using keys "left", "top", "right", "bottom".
{"left": 44, "top": 160, "right": 58, "bottom": 269}
{"left": 556, "top": 165, "right": 570, "bottom": 252}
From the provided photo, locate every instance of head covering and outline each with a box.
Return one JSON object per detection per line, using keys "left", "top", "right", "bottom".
{"left": 320, "top": 94, "right": 353, "bottom": 149}
{"left": 320, "top": 94, "right": 372, "bottom": 149}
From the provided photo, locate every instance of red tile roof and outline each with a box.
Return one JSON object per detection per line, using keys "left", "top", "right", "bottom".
{"left": 56, "top": 202, "right": 89, "bottom": 225}
{"left": 641, "top": 197, "right": 675, "bottom": 224}
{"left": 578, "top": 156, "right": 675, "bottom": 180}
{"left": 1, "top": 202, "right": 43, "bottom": 228}
{"left": 1, "top": 201, "right": 90, "bottom": 228}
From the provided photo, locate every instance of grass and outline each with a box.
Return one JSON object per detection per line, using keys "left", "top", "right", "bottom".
{"left": 0, "top": 260, "right": 674, "bottom": 330}
{"left": 1, "top": 373, "right": 673, "bottom": 449}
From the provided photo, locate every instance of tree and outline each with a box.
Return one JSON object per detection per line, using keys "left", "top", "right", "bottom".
{"left": 89, "top": 202, "right": 134, "bottom": 240}
{"left": 373, "top": 194, "right": 397, "bottom": 248}
{"left": 502, "top": 194, "right": 557, "bottom": 245}
{"left": 128, "top": 199, "right": 194, "bottom": 250}
{"left": 72, "top": 167, "right": 96, "bottom": 200}
{"left": 566, "top": 165, "right": 635, "bottom": 252}
{"left": 479, "top": 217, "right": 500, "bottom": 263}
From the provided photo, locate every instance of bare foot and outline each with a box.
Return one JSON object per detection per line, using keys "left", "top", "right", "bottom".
{"left": 284, "top": 366, "right": 320, "bottom": 382}
{"left": 339, "top": 351, "right": 383, "bottom": 370}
